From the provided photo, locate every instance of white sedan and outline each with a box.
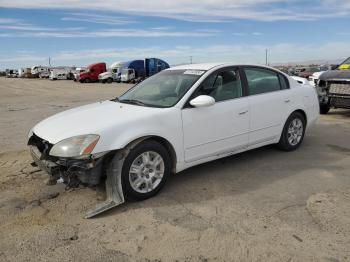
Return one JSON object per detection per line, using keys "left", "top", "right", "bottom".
{"left": 28, "top": 63, "right": 319, "bottom": 217}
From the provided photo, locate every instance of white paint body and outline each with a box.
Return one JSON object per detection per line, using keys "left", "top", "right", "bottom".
{"left": 33, "top": 63, "right": 319, "bottom": 173}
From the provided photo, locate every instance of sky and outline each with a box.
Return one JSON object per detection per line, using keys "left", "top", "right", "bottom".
{"left": 0, "top": 0, "right": 350, "bottom": 69}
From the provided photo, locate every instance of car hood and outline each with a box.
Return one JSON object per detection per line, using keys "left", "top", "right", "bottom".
{"left": 319, "top": 70, "right": 350, "bottom": 81}
{"left": 311, "top": 71, "right": 325, "bottom": 79}
{"left": 33, "top": 100, "right": 160, "bottom": 144}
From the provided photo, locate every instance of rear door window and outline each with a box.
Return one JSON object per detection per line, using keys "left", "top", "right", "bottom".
{"left": 244, "top": 67, "right": 284, "bottom": 95}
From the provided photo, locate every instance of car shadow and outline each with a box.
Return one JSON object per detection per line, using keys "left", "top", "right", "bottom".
{"left": 96, "top": 129, "right": 349, "bottom": 219}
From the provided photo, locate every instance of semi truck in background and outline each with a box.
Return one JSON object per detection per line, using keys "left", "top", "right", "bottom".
{"left": 5, "top": 69, "right": 19, "bottom": 78}
{"left": 49, "top": 67, "right": 77, "bottom": 80}
{"left": 72, "top": 67, "right": 87, "bottom": 81}
{"left": 77, "top": 62, "right": 106, "bottom": 83}
{"left": 31, "top": 66, "right": 51, "bottom": 78}
{"left": 98, "top": 61, "right": 125, "bottom": 83}
{"left": 121, "top": 58, "right": 170, "bottom": 83}
{"left": 18, "top": 68, "right": 34, "bottom": 78}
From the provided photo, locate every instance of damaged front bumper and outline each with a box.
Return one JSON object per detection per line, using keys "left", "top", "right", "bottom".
{"left": 28, "top": 133, "right": 125, "bottom": 218}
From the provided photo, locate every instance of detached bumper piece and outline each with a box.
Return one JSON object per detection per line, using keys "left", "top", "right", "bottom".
{"left": 28, "top": 133, "right": 126, "bottom": 218}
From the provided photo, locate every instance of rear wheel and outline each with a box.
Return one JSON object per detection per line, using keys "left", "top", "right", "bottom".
{"left": 277, "top": 112, "right": 306, "bottom": 151}
{"left": 121, "top": 140, "right": 170, "bottom": 200}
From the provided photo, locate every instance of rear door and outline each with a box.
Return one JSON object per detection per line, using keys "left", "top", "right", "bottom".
{"left": 242, "top": 66, "right": 292, "bottom": 146}
{"left": 182, "top": 67, "right": 250, "bottom": 162}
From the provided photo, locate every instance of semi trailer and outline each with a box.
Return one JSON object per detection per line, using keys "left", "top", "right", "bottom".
{"left": 120, "top": 58, "right": 170, "bottom": 83}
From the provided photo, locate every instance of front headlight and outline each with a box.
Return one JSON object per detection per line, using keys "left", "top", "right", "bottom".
{"left": 49, "top": 134, "right": 100, "bottom": 158}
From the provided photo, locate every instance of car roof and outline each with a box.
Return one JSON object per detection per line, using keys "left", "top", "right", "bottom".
{"left": 168, "top": 63, "right": 278, "bottom": 71}
{"left": 168, "top": 63, "right": 224, "bottom": 71}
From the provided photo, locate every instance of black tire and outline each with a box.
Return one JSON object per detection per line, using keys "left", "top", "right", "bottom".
{"left": 277, "top": 111, "right": 306, "bottom": 151}
{"left": 84, "top": 78, "right": 91, "bottom": 83}
{"left": 320, "top": 103, "right": 330, "bottom": 115}
{"left": 121, "top": 140, "right": 171, "bottom": 200}
{"left": 107, "top": 78, "right": 113, "bottom": 83}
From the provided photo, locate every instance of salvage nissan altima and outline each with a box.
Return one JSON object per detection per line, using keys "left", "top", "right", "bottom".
{"left": 28, "top": 63, "right": 319, "bottom": 217}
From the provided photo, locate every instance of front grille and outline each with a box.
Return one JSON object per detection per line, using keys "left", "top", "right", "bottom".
{"left": 28, "top": 133, "right": 53, "bottom": 156}
{"left": 329, "top": 83, "right": 350, "bottom": 95}
{"left": 330, "top": 97, "right": 350, "bottom": 108}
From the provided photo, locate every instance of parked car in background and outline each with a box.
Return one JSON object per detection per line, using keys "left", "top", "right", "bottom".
{"left": 77, "top": 62, "right": 106, "bottom": 83}
{"left": 98, "top": 61, "right": 125, "bottom": 83}
{"left": 317, "top": 57, "right": 350, "bottom": 114}
{"left": 298, "top": 67, "right": 320, "bottom": 79}
{"left": 28, "top": 62, "right": 319, "bottom": 218}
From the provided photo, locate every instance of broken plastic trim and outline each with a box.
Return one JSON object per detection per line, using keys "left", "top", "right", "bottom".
{"left": 85, "top": 137, "right": 149, "bottom": 219}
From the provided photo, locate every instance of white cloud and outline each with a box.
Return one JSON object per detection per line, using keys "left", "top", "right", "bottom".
{"left": 0, "top": 18, "right": 22, "bottom": 24}
{"left": 233, "top": 32, "right": 263, "bottom": 36}
{"left": 61, "top": 13, "right": 135, "bottom": 25}
{"left": 1, "top": 0, "right": 350, "bottom": 22}
{"left": 0, "top": 28, "right": 215, "bottom": 38}
{"left": 2, "top": 42, "right": 350, "bottom": 69}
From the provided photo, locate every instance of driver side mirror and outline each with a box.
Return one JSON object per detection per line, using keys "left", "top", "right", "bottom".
{"left": 190, "top": 95, "right": 215, "bottom": 108}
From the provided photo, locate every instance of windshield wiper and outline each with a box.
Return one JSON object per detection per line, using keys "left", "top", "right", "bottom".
{"left": 119, "top": 99, "right": 146, "bottom": 106}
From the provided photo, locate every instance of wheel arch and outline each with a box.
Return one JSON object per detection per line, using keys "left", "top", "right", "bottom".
{"left": 278, "top": 108, "right": 308, "bottom": 142}
{"left": 122, "top": 135, "right": 177, "bottom": 173}
{"left": 293, "top": 109, "right": 307, "bottom": 125}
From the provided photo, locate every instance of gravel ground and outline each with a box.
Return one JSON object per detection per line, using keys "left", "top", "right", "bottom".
{"left": 0, "top": 77, "right": 350, "bottom": 262}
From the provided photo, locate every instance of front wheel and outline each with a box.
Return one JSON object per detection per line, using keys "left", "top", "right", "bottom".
{"left": 277, "top": 112, "right": 306, "bottom": 151}
{"left": 121, "top": 140, "right": 171, "bottom": 200}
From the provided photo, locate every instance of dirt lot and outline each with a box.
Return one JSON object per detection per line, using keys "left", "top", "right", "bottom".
{"left": 1, "top": 77, "right": 350, "bottom": 262}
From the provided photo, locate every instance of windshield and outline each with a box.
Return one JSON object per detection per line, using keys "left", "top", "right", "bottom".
{"left": 118, "top": 69, "right": 204, "bottom": 108}
{"left": 341, "top": 57, "right": 350, "bottom": 65}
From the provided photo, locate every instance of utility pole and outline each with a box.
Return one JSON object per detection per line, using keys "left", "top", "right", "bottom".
{"left": 48, "top": 57, "right": 52, "bottom": 66}
{"left": 189, "top": 56, "right": 193, "bottom": 64}
{"left": 265, "top": 49, "right": 268, "bottom": 66}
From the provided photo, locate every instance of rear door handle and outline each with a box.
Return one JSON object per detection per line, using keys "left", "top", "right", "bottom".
{"left": 238, "top": 110, "right": 248, "bottom": 115}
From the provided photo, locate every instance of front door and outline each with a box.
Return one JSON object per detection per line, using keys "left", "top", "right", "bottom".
{"left": 182, "top": 67, "right": 250, "bottom": 163}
